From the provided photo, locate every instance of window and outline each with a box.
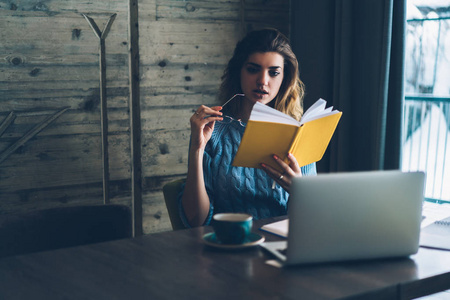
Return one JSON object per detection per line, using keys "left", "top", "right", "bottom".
{"left": 403, "top": 1, "right": 450, "bottom": 203}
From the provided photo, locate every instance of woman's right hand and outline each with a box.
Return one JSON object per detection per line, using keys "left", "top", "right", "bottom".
{"left": 189, "top": 105, "right": 223, "bottom": 150}
{"left": 183, "top": 105, "right": 222, "bottom": 227}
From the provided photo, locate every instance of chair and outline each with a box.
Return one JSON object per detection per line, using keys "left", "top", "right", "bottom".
{"left": 0, "top": 204, "right": 132, "bottom": 258}
{"left": 163, "top": 178, "right": 187, "bottom": 230}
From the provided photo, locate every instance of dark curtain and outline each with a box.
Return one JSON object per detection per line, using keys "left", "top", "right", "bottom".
{"left": 291, "top": 0, "right": 406, "bottom": 173}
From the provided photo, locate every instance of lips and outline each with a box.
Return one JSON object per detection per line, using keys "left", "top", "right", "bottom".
{"left": 253, "top": 89, "right": 268, "bottom": 96}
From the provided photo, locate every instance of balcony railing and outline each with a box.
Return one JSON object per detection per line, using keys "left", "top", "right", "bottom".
{"left": 402, "top": 95, "right": 450, "bottom": 203}
{"left": 403, "top": 12, "right": 450, "bottom": 203}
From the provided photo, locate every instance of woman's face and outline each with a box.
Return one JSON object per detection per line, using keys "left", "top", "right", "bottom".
{"left": 240, "top": 51, "right": 285, "bottom": 106}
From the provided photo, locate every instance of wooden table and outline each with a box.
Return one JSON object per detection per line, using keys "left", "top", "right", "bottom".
{"left": 1, "top": 217, "right": 450, "bottom": 300}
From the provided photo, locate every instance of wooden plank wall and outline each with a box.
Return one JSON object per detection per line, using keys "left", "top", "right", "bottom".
{"left": 0, "top": 1, "right": 131, "bottom": 214}
{"left": 0, "top": 0, "right": 290, "bottom": 234}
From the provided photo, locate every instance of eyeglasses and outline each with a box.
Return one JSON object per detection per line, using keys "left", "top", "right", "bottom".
{"left": 219, "top": 115, "right": 246, "bottom": 126}
{"left": 222, "top": 93, "right": 245, "bottom": 108}
{"left": 219, "top": 94, "right": 245, "bottom": 126}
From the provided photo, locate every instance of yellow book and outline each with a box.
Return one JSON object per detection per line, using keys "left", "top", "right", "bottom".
{"left": 232, "top": 99, "right": 342, "bottom": 172}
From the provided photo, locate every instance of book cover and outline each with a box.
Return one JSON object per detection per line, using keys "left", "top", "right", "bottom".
{"left": 232, "top": 99, "right": 342, "bottom": 171}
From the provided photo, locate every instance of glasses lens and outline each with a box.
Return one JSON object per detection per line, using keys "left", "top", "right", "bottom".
{"left": 219, "top": 115, "right": 245, "bottom": 126}
{"left": 220, "top": 115, "right": 233, "bottom": 123}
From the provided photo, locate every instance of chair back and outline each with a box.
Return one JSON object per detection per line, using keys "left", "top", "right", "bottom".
{"left": 0, "top": 204, "right": 132, "bottom": 258}
{"left": 163, "top": 178, "right": 186, "bottom": 230}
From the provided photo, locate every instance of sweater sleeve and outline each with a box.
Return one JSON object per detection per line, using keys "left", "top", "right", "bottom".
{"left": 301, "top": 162, "right": 317, "bottom": 176}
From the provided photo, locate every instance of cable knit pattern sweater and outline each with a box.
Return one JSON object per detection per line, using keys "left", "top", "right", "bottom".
{"left": 178, "top": 120, "right": 317, "bottom": 227}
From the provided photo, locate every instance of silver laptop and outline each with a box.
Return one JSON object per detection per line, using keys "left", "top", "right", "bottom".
{"left": 261, "top": 170, "right": 425, "bottom": 265}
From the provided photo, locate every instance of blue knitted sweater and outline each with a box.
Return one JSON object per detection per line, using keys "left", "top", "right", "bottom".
{"left": 178, "top": 120, "right": 317, "bottom": 227}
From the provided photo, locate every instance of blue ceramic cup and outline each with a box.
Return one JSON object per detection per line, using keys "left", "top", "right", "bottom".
{"left": 212, "top": 213, "right": 253, "bottom": 244}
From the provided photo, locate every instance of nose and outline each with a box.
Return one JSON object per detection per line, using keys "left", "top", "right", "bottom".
{"left": 256, "top": 71, "right": 269, "bottom": 86}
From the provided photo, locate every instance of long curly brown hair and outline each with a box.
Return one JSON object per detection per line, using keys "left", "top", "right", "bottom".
{"left": 218, "top": 28, "right": 305, "bottom": 121}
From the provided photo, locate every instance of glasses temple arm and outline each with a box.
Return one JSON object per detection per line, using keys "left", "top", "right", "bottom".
{"left": 221, "top": 94, "right": 245, "bottom": 108}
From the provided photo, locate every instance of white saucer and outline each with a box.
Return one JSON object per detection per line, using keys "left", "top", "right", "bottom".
{"left": 202, "top": 232, "right": 265, "bottom": 249}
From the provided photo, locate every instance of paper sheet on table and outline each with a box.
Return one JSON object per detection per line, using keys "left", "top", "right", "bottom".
{"left": 421, "top": 202, "right": 450, "bottom": 228}
{"left": 420, "top": 202, "right": 450, "bottom": 251}
{"left": 260, "top": 219, "right": 288, "bottom": 238}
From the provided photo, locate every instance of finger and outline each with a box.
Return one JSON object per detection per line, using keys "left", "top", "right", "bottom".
{"left": 262, "top": 163, "right": 291, "bottom": 192}
{"left": 260, "top": 163, "right": 291, "bottom": 186}
{"left": 261, "top": 163, "right": 293, "bottom": 193}
{"left": 277, "top": 180, "right": 290, "bottom": 192}
{"left": 194, "top": 113, "right": 223, "bottom": 124}
{"left": 286, "top": 153, "right": 302, "bottom": 175}
{"left": 271, "top": 154, "right": 294, "bottom": 177}
{"left": 190, "top": 116, "right": 222, "bottom": 134}
{"left": 191, "top": 107, "right": 223, "bottom": 125}
{"left": 194, "top": 105, "right": 223, "bottom": 116}
{"left": 260, "top": 163, "right": 282, "bottom": 180}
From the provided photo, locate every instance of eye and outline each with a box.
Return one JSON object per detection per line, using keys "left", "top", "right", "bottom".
{"left": 246, "top": 66, "right": 259, "bottom": 74}
{"left": 269, "top": 70, "right": 281, "bottom": 77}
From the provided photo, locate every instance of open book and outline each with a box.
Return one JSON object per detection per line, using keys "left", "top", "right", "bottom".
{"left": 232, "top": 99, "right": 342, "bottom": 171}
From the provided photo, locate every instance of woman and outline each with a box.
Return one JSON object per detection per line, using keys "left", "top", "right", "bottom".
{"left": 179, "top": 28, "right": 317, "bottom": 227}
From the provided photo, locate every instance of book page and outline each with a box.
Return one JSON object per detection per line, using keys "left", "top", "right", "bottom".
{"left": 300, "top": 98, "right": 341, "bottom": 126}
{"left": 250, "top": 98, "right": 341, "bottom": 127}
{"left": 303, "top": 98, "right": 326, "bottom": 118}
{"left": 250, "top": 102, "right": 299, "bottom": 126}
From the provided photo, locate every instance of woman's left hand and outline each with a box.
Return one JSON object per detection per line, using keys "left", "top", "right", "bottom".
{"left": 261, "top": 153, "right": 302, "bottom": 193}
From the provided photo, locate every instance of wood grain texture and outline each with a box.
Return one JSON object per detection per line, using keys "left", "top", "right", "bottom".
{"left": 0, "top": 0, "right": 290, "bottom": 233}
{"left": 0, "top": 220, "right": 450, "bottom": 299}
